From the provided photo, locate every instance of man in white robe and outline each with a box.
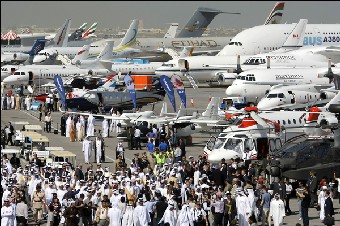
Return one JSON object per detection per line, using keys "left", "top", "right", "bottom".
{"left": 25, "top": 96, "right": 31, "bottom": 111}
{"left": 159, "top": 201, "right": 176, "bottom": 226}
{"left": 318, "top": 186, "right": 328, "bottom": 221}
{"left": 133, "top": 198, "right": 151, "bottom": 226}
{"left": 236, "top": 191, "right": 251, "bottom": 226}
{"left": 1, "top": 94, "right": 4, "bottom": 110}
{"left": 102, "top": 119, "right": 109, "bottom": 138}
{"left": 122, "top": 205, "right": 134, "bottom": 226}
{"left": 65, "top": 116, "right": 72, "bottom": 138}
{"left": 7, "top": 95, "right": 11, "bottom": 110}
{"left": 96, "top": 136, "right": 102, "bottom": 164}
{"left": 83, "top": 137, "right": 92, "bottom": 164}
{"left": 176, "top": 204, "right": 194, "bottom": 226}
{"left": 10, "top": 95, "right": 15, "bottom": 109}
{"left": 76, "top": 120, "right": 82, "bottom": 141}
{"left": 110, "top": 111, "right": 117, "bottom": 133}
{"left": 1, "top": 199, "right": 15, "bottom": 226}
{"left": 270, "top": 193, "right": 286, "bottom": 226}
{"left": 87, "top": 114, "right": 95, "bottom": 136}
{"left": 108, "top": 201, "right": 122, "bottom": 226}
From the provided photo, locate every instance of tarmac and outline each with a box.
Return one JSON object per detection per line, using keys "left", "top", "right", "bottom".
{"left": 1, "top": 87, "right": 339, "bottom": 225}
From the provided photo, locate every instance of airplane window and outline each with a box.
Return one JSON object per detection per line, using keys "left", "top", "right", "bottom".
{"left": 241, "top": 76, "right": 245, "bottom": 80}
{"left": 288, "top": 119, "right": 291, "bottom": 124}
{"left": 310, "top": 95, "right": 312, "bottom": 99}
{"left": 214, "top": 138, "right": 227, "bottom": 149}
{"left": 21, "top": 72, "right": 25, "bottom": 75}
{"left": 245, "top": 138, "right": 255, "bottom": 151}
{"left": 228, "top": 42, "right": 235, "bottom": 45}
{"left": 267, "top": 94, "right": 278, "bottom": 98}
{"left": 278, "top": 93, "right": 285, "bottom": 98}
{"left": 299, "top": 119, "right": 302, "bottom": 124}
{"left": 277, "top": 120, "right": 280, "bottom": 124}
{"left": 14, "top": 72, "right": 20, "bottom": 75}
{"left": 293, "top": 119, "right": 296, "bottom": 124}
{"left": 235, "top": 42, "right": 239, "bottom": 46}
{"left": 282, "top": 120, "right": 286, "bottom": 125}
{"left": 239, "top": 42, "right": 242, "bottom": 46}
{"left": 269, "top": 139, "right": 275, "bottom": 153}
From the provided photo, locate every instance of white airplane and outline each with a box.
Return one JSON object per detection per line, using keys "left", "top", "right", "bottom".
{"left": 2, "top": 43, "right": 114, "bottom": 86}
{"left": 33, "top": 19, "right": 139, "bottom": 64}
{"left": 164, "top": 23, "right": 178, "bottom": 38}
{"left": 155, "top": 19, "right": 337, "bottom": 85}
{"left": 225, "top": 59, "right": 340, "bottom": 103}
{"left": 256, "top": 84, "right": 336, "bottom": 110}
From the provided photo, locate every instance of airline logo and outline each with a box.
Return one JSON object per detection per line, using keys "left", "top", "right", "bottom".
{"left": 57, "top": 26, "right": 66, "bottom": 45}
{"left": 77, "top": 50, "right": 86, "bottom": 55}
{"left": 303, "top": 36, "right": 340, "bottom": 45}
{"left": 275, "top": 74, "right": 304, "bottom": 80}
{"left": 292, "top": 34, "right": 299, "bottom": 38}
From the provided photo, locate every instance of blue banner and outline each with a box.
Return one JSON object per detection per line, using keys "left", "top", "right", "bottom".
{"left": 160, "top": 75, "right": 176, "bottom": 112}
{"left": 123, "top": 73, "right": 136, "bottom": 109}
{"left": 171, "top": 74, "right": 186, "bottom": 108}
{"left": 53, "top": 75, "right": 66, "bottom": 111}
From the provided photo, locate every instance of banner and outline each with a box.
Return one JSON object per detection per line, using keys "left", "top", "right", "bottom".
{"left": 171, "top": 74, "right": 186, "bottom": 108}
{"left": 160, "top": 75, "right": 176, "bottom": 112}
{"left": 53, "top": 75, "right": 67, "bottom": 111}
{"left": 124, "top": 73, "right": 137, "bottom": 109}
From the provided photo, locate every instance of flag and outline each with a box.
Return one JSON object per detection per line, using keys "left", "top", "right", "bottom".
{"left": 53, "top": 75, "right": 66, "bottom": 111}
{"left": 123, "top": 73, "right": 136, "bottom": 109}
{"left": 160, "top": 75, "right": 176, "bottom": 111}
{"left": 171, "top": 74, "right": 186, "bottom": 108}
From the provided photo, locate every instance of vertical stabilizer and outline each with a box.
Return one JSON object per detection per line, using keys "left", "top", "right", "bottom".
{"left": 116, "top": 19, "right": 139, "bottom": 48}
{"left": 160, "top": 102, "right": 168, "bottom": 117}
{"left": 52, "top": 19, "right": 71, "bottom": 47}
{"left": 177, "top": 7, "right": 237, "bottom": 38}
{"left": 97, "top": 41, "right": 115, "bottom": 60}
{"left": 202, "top": 97, "right": 220, "bottom": 119}
{"left": 71, "top": 45, "right": 90, "bottom": 65}
{"left": 82, "top": 22, "right": 97, "bottom": 38}
{"left": 164, "top": 23, "right": 178, "bottom": 38}
{"left": 264, "top": 2, "right": 285, "bottom": 25}
{"left": 282, "top": 19, "right": 307, "bottom": 48}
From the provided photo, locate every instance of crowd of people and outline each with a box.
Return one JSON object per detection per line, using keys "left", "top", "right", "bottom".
{"left": 1, "top": 104, "right": 339, "bottom": 226}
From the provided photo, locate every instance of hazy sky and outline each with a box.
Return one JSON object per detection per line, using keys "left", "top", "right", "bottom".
{"left": 1, "top": 1, "right": 340, "bottom": 30}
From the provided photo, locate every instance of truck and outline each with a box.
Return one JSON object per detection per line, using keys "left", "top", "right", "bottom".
{"left": 220, "top": 97, "right": 248, "bottom": 110}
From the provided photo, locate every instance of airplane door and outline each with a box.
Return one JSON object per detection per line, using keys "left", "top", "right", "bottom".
{"left": 256, "top": 138, "right": 269, "bottom": 160}
{"left": 28, "top": 71, "right": 34, "bottom": 85}
{"left": 11, "top": 68, "right": 16, "bottom": 75}
{"left": 178, "top": 59, "right": 189, "bottom": 72}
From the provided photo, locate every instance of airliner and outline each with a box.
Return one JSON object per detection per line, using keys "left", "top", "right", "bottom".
{"left": 155, "top": 19, "right": 339, "bottom": 85}
{"left": 33, "top": 19, "right": 139, "bottom": 64}
{"left": 225, "top": 63, "right": 340, "bottom": 103}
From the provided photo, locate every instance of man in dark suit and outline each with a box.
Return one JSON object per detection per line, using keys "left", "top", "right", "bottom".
{"left": 75, "top": 164, "right": 84, "bottom": 180}
{"left": 271, "top": 177, "right": 286, "bottom": 201}
{"left": 324, "top": 190, "right": 335, "bottom": 226}
{"left": 307, "top": 171, "right": 317, "bottom": 207}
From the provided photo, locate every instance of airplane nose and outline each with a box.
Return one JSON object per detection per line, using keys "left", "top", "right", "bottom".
{"left": 226, "top": 85, "right": 236, "bottom": 96}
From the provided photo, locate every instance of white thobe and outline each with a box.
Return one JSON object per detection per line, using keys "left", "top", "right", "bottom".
{"left": 96, "top": 138, "right": 102, "bottom": 164}
{"left": 133, "top": 205, "right": 150, "bottom": 226}
{"left": 159, "top": 207, "right": 176, "bottom": 226}
{"left": 82, "top": 140, "right": 92, "bottom": 164}
{"left": 247, "top": 189, "right": 256, "bottom": 215}
{"left": 110, "top": 113, "right": 117, "bottom": 132}
{"left": 10, "top": 96, "right": 15, "bottom": 109}
{"left": 108, "top": 204, "right": 122, "bottom": 226}
{"left": 176, "top": 205, "right": 194, "bottom": 226}
{"left": 122, "top": 205, "right": 134, "bottom": 226}
{"left": 1, "top": 206, "right": 15, "bottom": 226}
{"left": 65, "top": 116, "right": 72, "bottom": 138}
{"left": 7, "top": 96, "right": 11, "bottom": 109}
{"left": 25, "top": 97, "right": 31, "bottom": 110}
{"left": 87, "top": 114, "right": 95, "bottom": 136}
{"left": 76, "top": 122, "right": 83, "bottom": 141}
{"left": 236, "top": 195, "right": 251, "bottom": 226}
{"left": 318, "top": 190, "right": 326, "bottom": 220}
{"left": 270, "top": 199, "right": 286, "bottom": 226}
{"left": 102, "top": 119, "right": 109, "bottom": 138}
{"left": 1, "top": 95, "right": 4, "bottom": 110}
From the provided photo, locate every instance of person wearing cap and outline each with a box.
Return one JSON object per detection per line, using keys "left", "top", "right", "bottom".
{"left": 32, "top": 184, "right": 46, "bottom": 224}
{"left": 95, "top": 200, "right": 109, "bottom": 226}
{"left": 270, "top": 193, "right": 285, "bottom": 226}
{"left": 317, "top": 185, "right": 328, "bottom": 222}
{"left": 1, "top": 198, "right": 15, "bottom": 226}
{"left": 133, "top": 198, "right": 151, "bottom": 226}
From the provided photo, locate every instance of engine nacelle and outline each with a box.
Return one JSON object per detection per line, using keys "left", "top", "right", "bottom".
{"left": 320, "top": 91, "right": 336, "bottom": 100}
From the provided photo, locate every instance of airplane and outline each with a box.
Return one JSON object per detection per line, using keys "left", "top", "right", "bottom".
{"left": 154, "top": 19, "right": 336, "bottom": 86}
{"left": 225, "top": 59, "right": 340, "bottom": 103}
{"left": 1, "top": 39, "right": 47, "bottom": 66}
{"left": 1, "top": 19, "right": 71, "bottom": 55}
{"left": 65, "top": 78, "right": 166, "bottom": 112}
{"left": 256, "top": 84, "right": 336, "bottom": 110}
{"left": 33, "top": 19, "right": 139, "bottom": 64}
{"left": 2, "top": 43, "right": 113, "bottom": 86}
{"left": 263, "top": 2, "right": 285, "bottom": 25}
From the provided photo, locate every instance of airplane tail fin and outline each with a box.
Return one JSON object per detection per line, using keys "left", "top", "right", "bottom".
{"left": 71, "top": 45, "right": 90, "bottom": 65}
{"left": 202, "top": 97, "right": 220, "bottom": 119}
{"left": 82, "top": 22, "right": 97, "bottom": 39}
{"left": 53, "top": 19, "right": 71, "bottom": 47}
{"left": 115, "top": 19, "right": 139, "bottom": 50}
{"left": 164, "top": 23, "right": 178, "bottom": 38}
{"left": 102, "top": 75, "right": 117, "bottom": 89}
{"left": 282, "top": 19, "right": 307, "bottom": 48}
{"left": 79, "top": 22, "right": 88, "bottom": 30}
{"left": 179, "top": 46, "right": 194, "bottom": 58}
{"left": 24, "top": 39, "right": 47, "bottom": 56}
{"left": 160, "top": 102, "right": 168, "bottom": 117}
{"left": 97, "top": 40, "right": 115, "bottom": 60}
{"left": 177, "top": 7, "right": 239, "bottom": 38}
{"left": 176, "top": 103, "right": 185, "bottom": 118}
{"left": 264, "top": 2, "right": 285, "bottom": 25}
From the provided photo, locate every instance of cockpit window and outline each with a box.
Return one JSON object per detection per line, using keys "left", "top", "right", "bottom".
{"left": 267, "top": 94, "right": 278, "bottom": 98}
{"left": 278, "top": 93, "right": 285, "bottom": 98}
{"left": 223, "top": 138, "right": 243, "bottom": 154}
{"left": 228, "top": 42, "right": 235, "bottom": 45}
{"left": 14, "top": 71, "right": 21, "bottom": 75}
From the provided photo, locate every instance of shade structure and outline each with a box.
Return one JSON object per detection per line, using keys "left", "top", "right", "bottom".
{"left": 3, "top": 30, "right": 18, "bottom": 40}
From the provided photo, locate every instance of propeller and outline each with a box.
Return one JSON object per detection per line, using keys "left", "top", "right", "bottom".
{"left": 233, "top": 54, "right": 243, "bottom": 74}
